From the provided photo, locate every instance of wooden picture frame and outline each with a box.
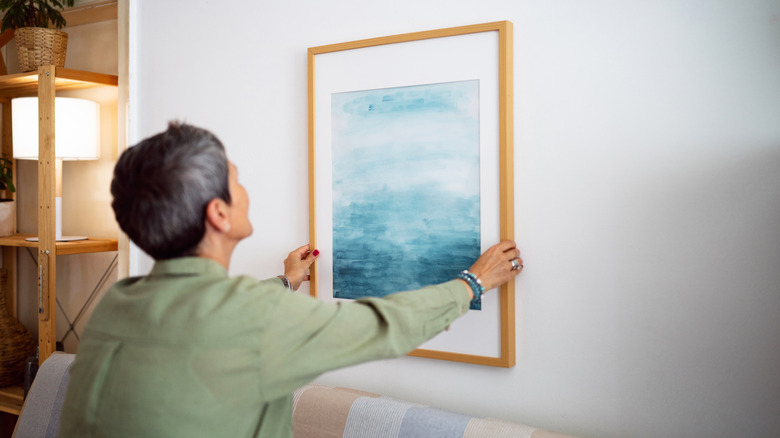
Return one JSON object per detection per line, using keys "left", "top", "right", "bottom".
{"left": 308, "top": 21, "right": 515, "bottom": 367}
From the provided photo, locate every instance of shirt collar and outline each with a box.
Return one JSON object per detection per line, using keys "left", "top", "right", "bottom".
{"left": 150, "top": 257, "right": 228, "bottom": 277}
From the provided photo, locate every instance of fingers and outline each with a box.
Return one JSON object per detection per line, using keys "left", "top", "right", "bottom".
{"left": 486, "top": 240, "right": 519, "bottom": 260}
{"left": 468, "top": 240, "right": 523, "bottom": 290}
{"left": 486, "top": 241, "right": 520, "bottom": 266}
{"left": 494, "top": 239, "right": 517, "bottom": 253}
{"left": 293, "top": 244, "right": 310, "bottom": 258}
{"left": 303, "top": 248, "right": 320, "bottom": 267}
{"left": 295, "top": 245, "right": 320, "bottom": 258}
{"left": 496, "top": 241, "right": 521, "bottom": 269}
{"left": 289, "top": 244, "right": 320, "bottom": 265}
{"left": 283, "top": 244, "right": 320, "bottom": 290}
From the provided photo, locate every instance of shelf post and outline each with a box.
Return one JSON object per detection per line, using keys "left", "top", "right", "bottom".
{"left": 1, "top": 96, "right": 17, "bottom": 317}
{"left": 37, "top": 65, "right": 57, "bottom": 363}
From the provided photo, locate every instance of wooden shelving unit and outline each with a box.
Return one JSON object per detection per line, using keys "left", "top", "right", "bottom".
{"left": 0, "top": 66, "right": 118, "bottom": 416}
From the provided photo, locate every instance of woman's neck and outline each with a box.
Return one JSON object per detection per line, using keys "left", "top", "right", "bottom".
{"left": 194, "top": 227, "right": 237, "bottom": 270}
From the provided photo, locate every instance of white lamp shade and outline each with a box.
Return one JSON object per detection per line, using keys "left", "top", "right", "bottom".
{"left": 12, "top": 97, "right": 100, "bottom": 160}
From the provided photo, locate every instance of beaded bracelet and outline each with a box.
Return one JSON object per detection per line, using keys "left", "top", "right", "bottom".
{"left": 277, "top": 275, "right": 294, "bottom": 291}
{"left": 456, "top": 270, "right": 485, "bottom": 308}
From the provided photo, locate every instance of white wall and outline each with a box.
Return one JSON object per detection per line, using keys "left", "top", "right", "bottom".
{"left": 130, "top": 1, "right": 780, "bottom": 437}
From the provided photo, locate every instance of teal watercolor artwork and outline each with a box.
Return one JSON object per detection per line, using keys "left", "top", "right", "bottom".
{"left": 331, "top": 80, "right": 482, "bottom": 309}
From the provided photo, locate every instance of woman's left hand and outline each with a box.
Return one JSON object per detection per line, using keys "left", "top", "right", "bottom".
{"left": 283, "top": 244, "right": 319, "bottom": 290}
{"left": 467, "top": 240, "right": 523, "bottom": 291}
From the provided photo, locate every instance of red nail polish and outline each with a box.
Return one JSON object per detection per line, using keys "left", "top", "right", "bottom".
{"left": 312, "top": 249, "right": 320, "bottom": 257}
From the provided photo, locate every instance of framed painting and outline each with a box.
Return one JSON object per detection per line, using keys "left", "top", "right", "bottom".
{"left": 308, "top": 21, "right": 515, "bottom": 367}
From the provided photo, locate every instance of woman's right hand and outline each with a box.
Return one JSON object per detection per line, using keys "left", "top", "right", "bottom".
{"left": 283, "top": 244, "right": 319, "bottom": 290}
{"left": 467, "top": 240, "right": 523, "bottom": 291}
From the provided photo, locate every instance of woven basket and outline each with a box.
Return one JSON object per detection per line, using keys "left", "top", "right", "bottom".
{"left": 0, "top": 269, "right": 36, "bottom": 386}
{"left": 14, "top": 27, "right": 69, "bottom": 73}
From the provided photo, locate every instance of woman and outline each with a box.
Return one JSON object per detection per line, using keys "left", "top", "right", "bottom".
{"left": 58, "top": 122, "right": 523, "bottom": 438}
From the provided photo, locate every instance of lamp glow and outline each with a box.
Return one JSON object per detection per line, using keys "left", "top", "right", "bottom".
{"left": 12, "top": 97, "right": 100, "bottom": 241}
{"left": 12, "top": 97, "right": 100, "bottom": 160}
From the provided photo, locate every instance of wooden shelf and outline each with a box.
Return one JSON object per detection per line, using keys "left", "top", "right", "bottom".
{"left": 0, "top": 67, "right": 118, "bottom": 98}
{"left": 62, "top": 1, "right": 118, "bottom": 27}
{"left": 0, "top": 235, "right": 117, "bottom": 255}
{"left": 0, "top": 65, "right": 120, "bottom": 404}
{"left": 0, "top": 385, "right": 23, "bottom": 416}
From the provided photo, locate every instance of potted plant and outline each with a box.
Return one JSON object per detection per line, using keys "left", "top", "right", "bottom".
{"left": 0, "top": 156, "right": 15, "bottom": 236}
{"left": 0, "top": 0, "right": 75, "bottom": 72}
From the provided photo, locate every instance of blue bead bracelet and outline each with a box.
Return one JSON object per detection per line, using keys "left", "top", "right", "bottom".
{"left": 456, "top": 270, "right": 485, "bottom": 308}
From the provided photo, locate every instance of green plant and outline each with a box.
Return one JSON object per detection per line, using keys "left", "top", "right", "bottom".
{"left": 0, "top": 0, "right": 75, "bottom": 32}
{"left": 0, "top": 157, "right": 15, "bottom": 193}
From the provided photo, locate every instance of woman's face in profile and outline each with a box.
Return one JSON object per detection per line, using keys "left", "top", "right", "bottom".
{"left": 226, "top": 161, "right": 253, "bottom": 240}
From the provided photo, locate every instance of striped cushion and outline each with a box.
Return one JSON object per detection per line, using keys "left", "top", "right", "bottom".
{"left": 292, "top": 384, "right": 575, "bottom": 438}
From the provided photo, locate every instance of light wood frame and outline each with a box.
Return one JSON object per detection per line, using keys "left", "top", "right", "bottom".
{"left": 308, "top": 21, "right": 515, "bottom": 367}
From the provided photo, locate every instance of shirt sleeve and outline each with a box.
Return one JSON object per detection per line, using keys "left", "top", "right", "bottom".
{"left": 253, "top": 279, "right": 470, "bottom": 400}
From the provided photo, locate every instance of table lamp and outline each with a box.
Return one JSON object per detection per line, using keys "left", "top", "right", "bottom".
{"left": 12, "top": 97, "right": 100, "bottom": 241}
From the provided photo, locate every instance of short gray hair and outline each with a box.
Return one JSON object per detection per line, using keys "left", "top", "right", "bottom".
{"left": 111, "top": 122, "right": 231, "bottom": 260}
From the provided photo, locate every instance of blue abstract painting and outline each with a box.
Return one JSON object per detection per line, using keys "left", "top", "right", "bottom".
{"left": 331, "top": 80, "right": 482, "bottom": 309}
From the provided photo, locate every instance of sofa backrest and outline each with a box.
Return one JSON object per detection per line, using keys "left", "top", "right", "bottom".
{"left": 12, "top": 353, "right": 76, "bottom": 438}
{"left": 292, "top": 384, "right": 576, "bottom": 438}
{"left": 14, "top": 355, "right": 576, "bottom": 438}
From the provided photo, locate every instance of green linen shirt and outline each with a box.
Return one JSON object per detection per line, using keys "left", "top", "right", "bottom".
{"left": 58, "top": 257, "right": 470, "bottom": 438}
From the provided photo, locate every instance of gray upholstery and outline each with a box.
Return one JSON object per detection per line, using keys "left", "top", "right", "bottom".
{"left": 12, "top": 353, "right": 75, "bottom": 438}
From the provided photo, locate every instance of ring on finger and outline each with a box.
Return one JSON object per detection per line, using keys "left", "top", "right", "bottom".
{"left": 510, "top": 259, "right": 522, "bottom": 271}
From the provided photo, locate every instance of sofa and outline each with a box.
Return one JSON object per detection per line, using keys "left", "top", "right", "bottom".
{"left": 14, "top": 354, "right": 576, "bottom": 438}
{"left": 292, "top": 383, "right": 576, "bottom": 438}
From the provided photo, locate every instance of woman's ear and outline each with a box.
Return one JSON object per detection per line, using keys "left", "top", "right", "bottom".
{"left": 204, "top": 198, "right": 231, "bottom": 233}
